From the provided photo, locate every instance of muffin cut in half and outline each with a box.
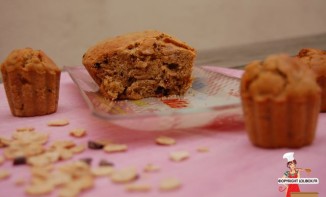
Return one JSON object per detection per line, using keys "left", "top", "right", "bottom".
{"left": 240, "top": 54, "right": 321, "bottom": 148}
{"left": 1, "top": 48, "right": 61, "bottom": 117}
{"left": 82, "top": 30, "right": 196, "bottom": 100}
{"left": 296, "top": 48, "right": 326, "bottom": 112}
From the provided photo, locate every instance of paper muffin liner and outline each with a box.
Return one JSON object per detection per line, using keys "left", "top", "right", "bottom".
{"left": 241, "top": 95, "right": 320, "bottom": 148}
{"left": 317, "top": 76, "right": 326, "bottom": 112}
{"left": 2, "top": 69, "right": 60, "bottom": 117}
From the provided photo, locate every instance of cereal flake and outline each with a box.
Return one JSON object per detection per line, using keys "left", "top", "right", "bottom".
{"left": 169, "top": 151, "right": 190, "bottom": 162}
{"left": 104, "top": 144, "right": 128, "bottom": 153}
{"left": 0, "top": 169, "right": 10, "bottom": 180}
{"left": 111, "top": 167, "right": 138, "bottom": 184}
{"left": 69, "top": 128, "right": 86, "bottom": 138}
{"left": 143, "top": 163, "right": 160, "bottom": 172}
{"left": 47, "top": 119, "right": 69, "bottom": 126}
{"left": 159, "top": 177, "right": 181, "bottom": 191}
{"left": 125, "top": 183, "right": 151, "bottom": 192}
{"left": 155, "top": 136, "right": 176, "bottom": 146}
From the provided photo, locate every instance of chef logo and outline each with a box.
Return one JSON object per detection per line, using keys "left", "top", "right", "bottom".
{"left": 278, "top": 152, "right": 319, "bottom": 197}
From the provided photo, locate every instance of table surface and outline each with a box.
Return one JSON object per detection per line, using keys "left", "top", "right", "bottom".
{"left": 197, "top": 33, "right": 326, "bottom": 68}
{"left": 0, "top": 66, "right": 325, "bottom": 197}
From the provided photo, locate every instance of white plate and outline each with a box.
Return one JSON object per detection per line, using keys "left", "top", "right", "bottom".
{"left": 65, "top": 66, "right": 242, "bottom": 131}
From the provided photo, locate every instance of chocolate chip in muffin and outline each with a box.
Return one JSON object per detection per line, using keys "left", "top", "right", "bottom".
{"left": 82, "top": 30, "right": 196, "bottom": 100}
{"left": 128, "top": 77, "right": 136, "bottom": 85}
{"left": 166, "top": 63, "right": 179, "bottom": 70}
{"left": 155, "top": 86, "right": 170, "bottom": 96}
{"left": 93, "top": 63, "right": 101, "bottom": 69}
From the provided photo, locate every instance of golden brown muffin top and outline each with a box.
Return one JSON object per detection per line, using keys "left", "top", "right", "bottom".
{"left": 296, "top": 48, "right": 326, "bottom": 77}
{"left": 1, "top": 48, "right": 60, "bottom": 73}
{"left": 241, "top": 54, "right": 320, "bottom": 102}
{"left": 82, "top": 30, "right": 196, "bottom": 67}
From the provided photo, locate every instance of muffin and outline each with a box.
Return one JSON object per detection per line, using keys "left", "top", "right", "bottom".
{"left": 1, "top": 48, "right": 61, "bottom": 117}
{"left": 296, "top": 48, "right": 326, "bottom": 112}
{"left": 82, "top": 30, "right": 196, "bottom": 100}
{"left": 240, "top": 54, "right": 321, "bottom": 148}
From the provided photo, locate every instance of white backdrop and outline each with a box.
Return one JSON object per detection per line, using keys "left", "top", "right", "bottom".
{"left": 0, "top": 0, "right": 326, "bottom": 67}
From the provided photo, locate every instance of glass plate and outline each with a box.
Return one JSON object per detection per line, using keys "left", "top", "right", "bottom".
{"left": 65, "top": 66, "right": 242, "bottom": 131}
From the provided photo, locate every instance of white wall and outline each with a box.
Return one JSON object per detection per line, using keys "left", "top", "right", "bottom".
{"left": 0, "top": 0, "right": 326, "bottom": 67}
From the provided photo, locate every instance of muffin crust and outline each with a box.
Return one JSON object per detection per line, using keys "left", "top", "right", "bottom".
{"left": 297, "top": 48, "right": 326, "bottom": 111}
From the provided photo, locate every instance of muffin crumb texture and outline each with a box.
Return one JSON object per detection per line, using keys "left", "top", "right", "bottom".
{"left": 82, "top": 30, "right": 196, "bottom": 100}
{"left": 241, "top": 54, "right": 321, "bottom": 148}
{"left": 1, "top": 48, "right": 61, "bottom": 117}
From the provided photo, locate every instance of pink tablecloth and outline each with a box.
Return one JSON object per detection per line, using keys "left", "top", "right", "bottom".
{"left": 0, "top": 66, "right": 325, "bottom": 197}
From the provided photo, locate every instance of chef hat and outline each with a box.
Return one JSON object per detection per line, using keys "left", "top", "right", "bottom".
{"left": 283, "top": 152, "right": 295, "bottom": 162}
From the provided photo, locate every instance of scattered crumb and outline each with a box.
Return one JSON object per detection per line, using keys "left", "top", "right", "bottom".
{"left": 0, "top": 169, "right": 10, "bottom": 180}
{"left": 50, "top": 140, "right": 75, "bottom": 149}
{"left": 159, "top": 177, "right": 181, "bottom": 191}
{"left": 104, "top": 144, "right": 128, "bottom": 153}
{"left": 91, "top": 166, "right": 114, "bottom": 176}
{"left": 0, "top": 156, "right": 5, "bottom": 165}
{"left": 125, "top": 183, "right": 151, "bottom": 192}
{"left": 69, "top": 128, "right": 86, "bottom": 138}
{"left": 169, "top": 151, "right": 190, "bottom": 162}
{"left": 47, "top": 119, "right": 69, "bottom": 126}
{"left": 0, "top": 137, "right": 11, "bottom": 148}
{"left": 197, "top": 146, "right": 209, "bottom": 153}
{"left": 143, "top": 163, "right": 160, "bottom": 172}
{"left": 16, "top": 127, "right": 35, "bottom": 132}
{"left": 25, "top": 181, "right": 54, "bottom": 196}
{"left": 94, "top": 139, "right": 113, "bottom": 146}
{"left": 70, "top": 144, "right": 86, "bottom": 154}
{"left": 111, "top": 168, "right": 138, "bottom": 184}
{"left": 155, "top": 136, "right": 176, "bottom": 146}
{"left": 15, "top": 178, "right": 26, "bottom": 186}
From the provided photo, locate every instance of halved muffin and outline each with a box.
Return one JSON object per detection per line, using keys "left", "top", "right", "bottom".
{"left": 82, "top": 30, "right": 196, "bottom": 100}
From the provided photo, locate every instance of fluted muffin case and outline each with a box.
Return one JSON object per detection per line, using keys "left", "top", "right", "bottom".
{"left": 1, "top": 48, "right": 61, "bottom": 117}
{"left": 241, "top": 54, "right": 321, "bottom": 148}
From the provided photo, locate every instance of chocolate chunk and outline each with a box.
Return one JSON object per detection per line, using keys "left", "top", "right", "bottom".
{"left": 128, "top": 77, "right": 136, "bottom": 84}
{"left": 93, "top": 63, "right": 101, "bottom": 69}
{"left": 88, "top": 141, "right": 104, "bottom": 150}
{"left": 99, "top": 159, "right": 114, "bottom": 167}
{"left": 155, "top": 86, "right": 170, "bottom": 96}
{"left": 130, "top": 55, "right": 137, "bottom": 62}
{"left": 103, "top": 57, "right": 109, "bottom": 64}
{"left": 167, "top": 63, "right": 179, "bottom": 70}
{"left": 13, "top": 156, "right": 26, "bottom": 166}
